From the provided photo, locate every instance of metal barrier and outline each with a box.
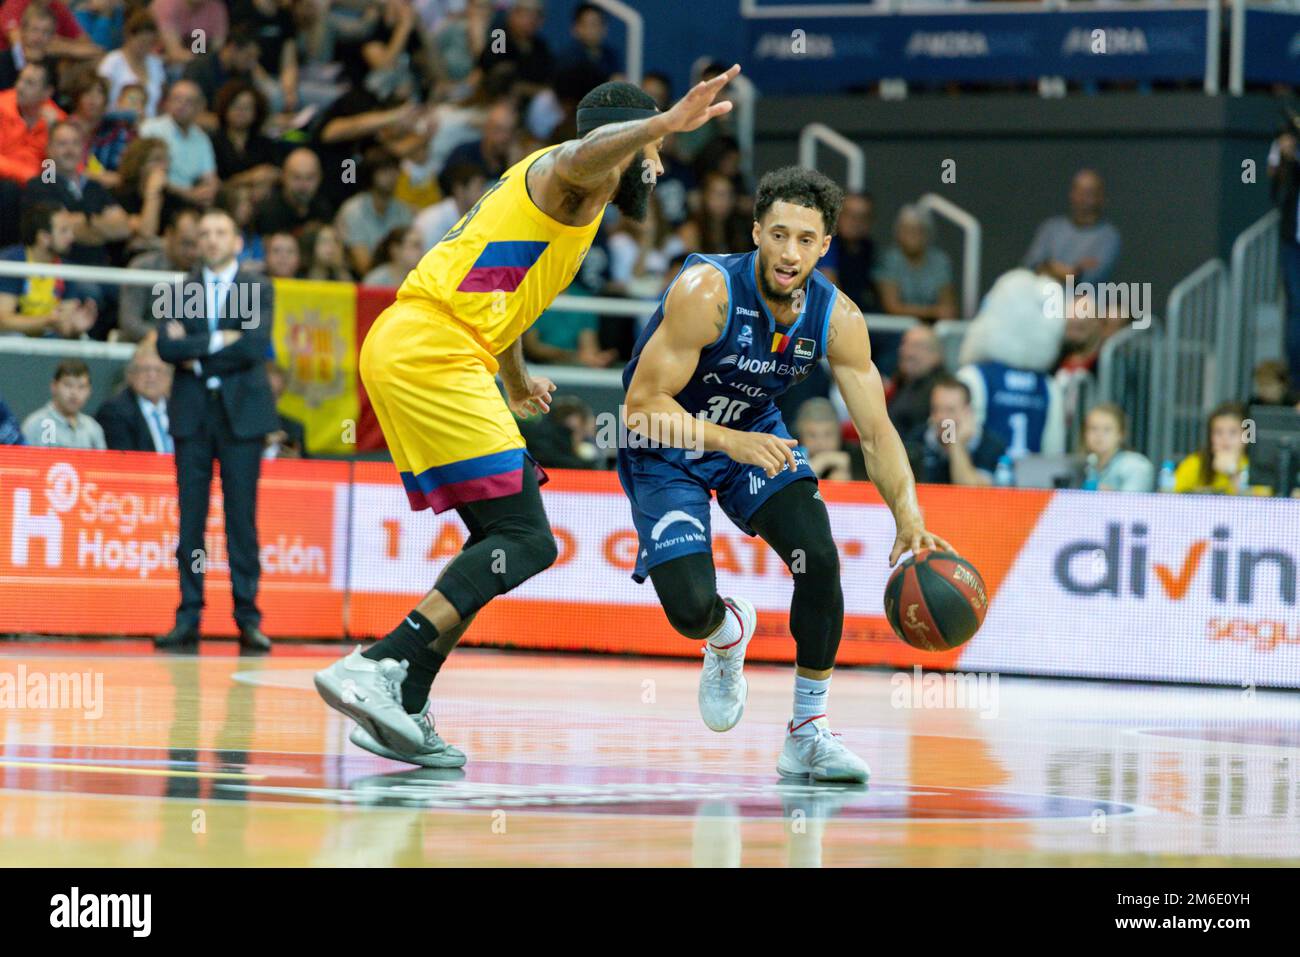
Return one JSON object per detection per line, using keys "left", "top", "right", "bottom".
{"left": 932, "top": 319, "right": 968, "bottom": 372}
{"left": 1097, "top": 322, "right": 1163, "bottom": 460}
{"left": 1229, "top": 208, "right": 1282, "bottom": 400}
{"left": 1159, "top": 258, "right": 1230, "bottom": 464}
{"left": 590, "top": 0, "right": 643, "bottom": 83}
{"left": 916, "top": 193, "right": 982, "bottom": 319}
{"left": 797, "top": 123, "right": 866, "bottom": 193}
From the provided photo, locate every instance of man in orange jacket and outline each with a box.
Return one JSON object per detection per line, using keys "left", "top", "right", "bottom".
{"left": 0, "top": 60, "right": 64, "bottom": 184}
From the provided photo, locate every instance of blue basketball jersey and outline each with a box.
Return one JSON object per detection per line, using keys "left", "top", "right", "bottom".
{"left": 974, "top": 360, "right": 1051, "bottom": 458}
{"left": 622, "top": 251, "right": 838, "bottom": 432}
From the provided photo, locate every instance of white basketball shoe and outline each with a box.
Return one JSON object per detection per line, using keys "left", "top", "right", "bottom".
{"left": 314, "top": 646, "right": 425, "bottom": 752}
{"left": 698, "top": 596, "right": 757, "bottom": 732}
{"left": 777, "top": 717, "right": 871, "bottom": 783}
{"left": 349, "top": 700, "right": 467, "bottom": 769}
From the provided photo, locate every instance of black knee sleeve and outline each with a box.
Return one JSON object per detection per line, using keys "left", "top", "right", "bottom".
{"left": 648, "top": 553, "right": 725, "bottom": 640}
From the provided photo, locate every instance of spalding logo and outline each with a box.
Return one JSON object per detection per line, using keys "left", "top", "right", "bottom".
{"left": 952, "top": 564, "right": 988, "bottom": 610}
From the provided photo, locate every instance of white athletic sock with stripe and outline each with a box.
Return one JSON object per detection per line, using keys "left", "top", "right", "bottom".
{"left": 705, "top": 601, "right": 743, "bottom": 656}
{"left": 791, "top": 674, "right": 830, "bottom": 737}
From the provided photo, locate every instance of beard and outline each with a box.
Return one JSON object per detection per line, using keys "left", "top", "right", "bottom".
{"left": 756, "top": 249, "right": 805, "bottom": 304}
{"left": 611, "top": 150, "right": 653, "bottom": 221}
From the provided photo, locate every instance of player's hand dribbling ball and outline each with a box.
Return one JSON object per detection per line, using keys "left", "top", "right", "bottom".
{"left": 884, "top": 549, "right": 988, "bottom": 652}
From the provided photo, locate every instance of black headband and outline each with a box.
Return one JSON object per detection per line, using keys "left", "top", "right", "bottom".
{"left": 576, "top": 106, "right": 658, "bottom": 137}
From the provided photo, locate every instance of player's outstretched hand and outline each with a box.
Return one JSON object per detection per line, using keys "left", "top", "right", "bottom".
{"left": 660, "top": 64, "right": 741, "bottom": 134}
{"left": 888, "top": 524, "right": 956, "bottom": 567}
{"left": 726, "top": 431, "right": 798, "bottom": 479}
{"left": 508, "top": 376, "right": 555, "bottom": 418}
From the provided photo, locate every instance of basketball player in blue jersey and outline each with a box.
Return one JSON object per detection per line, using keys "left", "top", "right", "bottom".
{"left": 618, "top": 167, "right": 952, "bottom": 782}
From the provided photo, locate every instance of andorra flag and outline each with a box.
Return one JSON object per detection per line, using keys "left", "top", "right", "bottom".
{"left": 272, "top": 279, "right": 396, "bottom": 454}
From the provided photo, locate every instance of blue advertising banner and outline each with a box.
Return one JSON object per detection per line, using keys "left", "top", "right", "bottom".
{"left": 744, "top": 10, "right": 1209, "bottom": 91}
{"left": 1242, "top": 9, "right": 1300, "bottom": 84}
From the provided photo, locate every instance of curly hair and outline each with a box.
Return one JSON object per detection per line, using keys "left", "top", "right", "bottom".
{"left": 753, "top": 166, "right": 844, "bottom": 236}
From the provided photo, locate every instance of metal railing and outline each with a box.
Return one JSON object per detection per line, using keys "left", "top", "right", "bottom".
{"left": 1097, "top": 322, "right": 1163, "bottom": 460}
{"left": 932, "top": 319, "right": 968, "bottom": 372}
{"left": 916, "top": 193, "right": 982, "bottom": 319}
{"left": 797, "top": 123, "right": 865, "bottom": 193}
{"left": 1159, "top": 258, "right": 1231, "bottom": 464}
{"left": 591, "top": 0, "right": 643, "bottom": 84}
{"left": 1229, "top": 208, "right": 1282, "bottom": 400}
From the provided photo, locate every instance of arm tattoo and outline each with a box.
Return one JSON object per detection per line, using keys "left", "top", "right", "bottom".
{"left": 713, "top": 299, "right": 727, "bottom": 337}
{"left": 562, "top": 119, "right": 660, "bottom": 183}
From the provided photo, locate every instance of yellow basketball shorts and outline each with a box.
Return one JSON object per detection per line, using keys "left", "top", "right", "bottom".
{"left": 360, "top": 299, "right": 546, "bottom": 513}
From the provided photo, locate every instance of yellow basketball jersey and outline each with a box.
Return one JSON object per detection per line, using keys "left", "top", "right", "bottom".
{"left": 396, "top": 146, "right": 603, "bottom": 356}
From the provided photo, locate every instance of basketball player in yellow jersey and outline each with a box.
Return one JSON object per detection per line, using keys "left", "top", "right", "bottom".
{"left": 314, "top": 68, "right": 743, "bottom": 766}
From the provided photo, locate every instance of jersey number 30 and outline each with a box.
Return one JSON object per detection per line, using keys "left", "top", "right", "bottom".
{"left": 703, "top": 395, "right": 750, "bottom": 425}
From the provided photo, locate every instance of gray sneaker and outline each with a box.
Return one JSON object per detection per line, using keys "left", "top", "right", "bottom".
{"left": 314, "top": 646, "right": 424, "bottom": 752}
{"left": 349, "top": 700, "right": 467, "bottom": 768}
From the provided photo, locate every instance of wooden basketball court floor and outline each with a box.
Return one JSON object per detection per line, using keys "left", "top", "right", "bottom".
{"left": 1, "top": 640, "right": 1297, "bottom": 867}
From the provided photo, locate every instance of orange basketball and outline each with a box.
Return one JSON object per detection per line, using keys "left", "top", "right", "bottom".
{"left": 884, "top": 549, "right": 989, "bottom": 652}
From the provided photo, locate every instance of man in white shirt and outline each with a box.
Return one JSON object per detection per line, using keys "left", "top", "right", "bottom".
{"left": 22, "top": 358, "right": 107, "bottom": 449}
{"left": 155, "top": 208, "right": 278, "bottom": 652}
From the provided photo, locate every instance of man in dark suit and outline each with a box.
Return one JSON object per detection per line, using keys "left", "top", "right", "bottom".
{"left": 97, "top": 338, "right": 175, "bottom": 452}
{"left": 155, "top": 208, "right": 278, "bottom": 652}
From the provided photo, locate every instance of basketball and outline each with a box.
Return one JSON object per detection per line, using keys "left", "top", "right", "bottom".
{"left": 884, "top": 550, "right": 989, "bottom": 652}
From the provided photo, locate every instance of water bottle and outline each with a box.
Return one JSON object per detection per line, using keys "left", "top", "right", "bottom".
{"left": 1082, "top": 453, "right": 1099, "bottom": 491}
{"left": 994, "top": 455, "right": 1015, "bottom": 488}
{"left": 1158, "top": 460, "right": 1176, "bottom": 493}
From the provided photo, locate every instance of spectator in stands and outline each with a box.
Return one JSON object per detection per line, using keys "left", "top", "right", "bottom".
{"left": 429, "top": 0, "right": 490, "bottom": 100}
{"left": 262, "top": 229, "right": 300, "bottom": 278}
{"left": 607, "top": 193, "right": 673, "bottom": 299}
{"left": 332, "top": 0, "right": 425, "bottom": 96}
{"left": 95, "top": 9, "right": 164, "bottom": 117}
{"left": 0, "top": 2, "right": 56, "bottom": 91}
{"left": 520, "top": 394, "right": 599, "bottom": 470}
{"left": 336, "top": 145, "right": 412, "bottom": 276}
{"left": 96, "top": 336, "right": 175, "bottom": 452}
{"left": 905, "top": 375, "right": 1006, "bottom": 487}
{"left": 71, "top": 0, "right": 123, "bottom": 50}
{"left": 183, "top": 22, "right": 262, "bottom": 112}
{"left": 255, "top": 146, "right": 335, "bottom": 237}
{"left": 523, "top": 297, "right": 617, "bottom": 368}
{"left": 23, "top": 120, "right": 131, "bottom": 260}
{"left": 795, "top": 397, "right": 862, "bottom": 482}
{"left": 820, "top": 191, "right": 879, "bottom": 313}
{"left": 1269, "top": 127, "right": 1300, "bottom": 380}
{"left": 0, "top": 61, "right": 64, "bottom": 185}
{"left": 0, "top": 202, "right": 97, "bottom": 336}
{"left": 477, "top": 0, "right": 554, "bottom": 98}
{"left": 263, "top": 361, "right": 305, "bottom": 458}
{"left": 675, "top": 61, "right": 732, "bottom": 164}
{"left": 440, "top": 98, "right": 517, "bottom": 191}
{"left": 139, "top": 80, "right": 219, "bottom": 208}
{"left": 1173, "top": 401, "right": 1260, "bottom": 495}
{"left": 671, "top": 170, "right": 750, "bottom": 257}
{"left": 0, "top": 0, "right": 100, "bottom": 61}
{"left": 640, "top": 70, "right": 670, "bottom": 112}
{"left": 111, "top": 135, "right": 170, "bottom": 246}
{"left": 118, "top": 204, "right": 199, "bottom": 341}
{"left": 413, "top": 159, "right": 484, "bottom": 248}
{"left": 65, "top": 68, "right": 135, "bottom": 188}
{"left": 555, "top": 2, "right": 618, "bottom": 87}
{"left": 0, "top": 391, "right": 24, "bottom": 443}
{"left": 209, "top": 79, "right": 278, "bottom": 192}
{"left": 1249, "top": 359, "right": 1300, "bottom": 409}
{"left": 955, "top": 268, "right": 1067, "bottom": 458}
{"left": 151, "top": 0, "right": 228, "bottom": 66}
{"left": 1023, "top": 168, "right": 1121, "bottom": 286}
{"left": 886, "top": 324, "right": 946, "bottom": 439}
{"left": 218, "top": 182, "right": 263, "bottom": 268}
{"left": 362, "top": 224, "right": 422, "bottom": 287}
{"left": 1078, "top": 403, "right": 1153, "bottom": 492}
{"left": 299, "top": 222, "right": 353, "bottom": 282}
{"left": 876, "top": 204, "right": 957, "bottom": 322}
{"left": 228, "top": 0, "right": 298, "bottom": 113}
{"left": 21, "top": 357, "right": 106, "bottom": 448}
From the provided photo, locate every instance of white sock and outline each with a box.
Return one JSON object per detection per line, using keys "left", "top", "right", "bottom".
{"left": 791, "top": 674, "right": 830, "bottom": 737}
{"left": 705, "top": 601, "right": 743, "bottom": 655}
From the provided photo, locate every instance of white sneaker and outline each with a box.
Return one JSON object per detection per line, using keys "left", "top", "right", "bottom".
{"left": 698, "top": 596, "right": 756, "bottom": 732}
{"left": 777, "top": 718, "right": 871, "bottom": 783}
{"left": 349, "top": 700, "right": 467, "bottom": 768}
{"left": 314, "top": 646, "right": 425, "bottom": 752}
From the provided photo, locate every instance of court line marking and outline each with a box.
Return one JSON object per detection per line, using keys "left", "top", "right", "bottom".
{"left": 0, "top": 759, "right": 263, "bottom": 780}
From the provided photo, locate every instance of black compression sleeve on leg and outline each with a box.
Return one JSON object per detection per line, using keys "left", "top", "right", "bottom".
{"left": 434, "top": 466, "right": 558, "bottom": 620}
{"left": 748, "top": 479, "right": 843, "bottom": 670}
{"left": 647, "top": 552, "right": 726, "bottom": 640}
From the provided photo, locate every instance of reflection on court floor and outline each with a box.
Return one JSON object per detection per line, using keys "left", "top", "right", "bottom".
{"left": 0, "top": 642, "right": 1297, "bottom": 866}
